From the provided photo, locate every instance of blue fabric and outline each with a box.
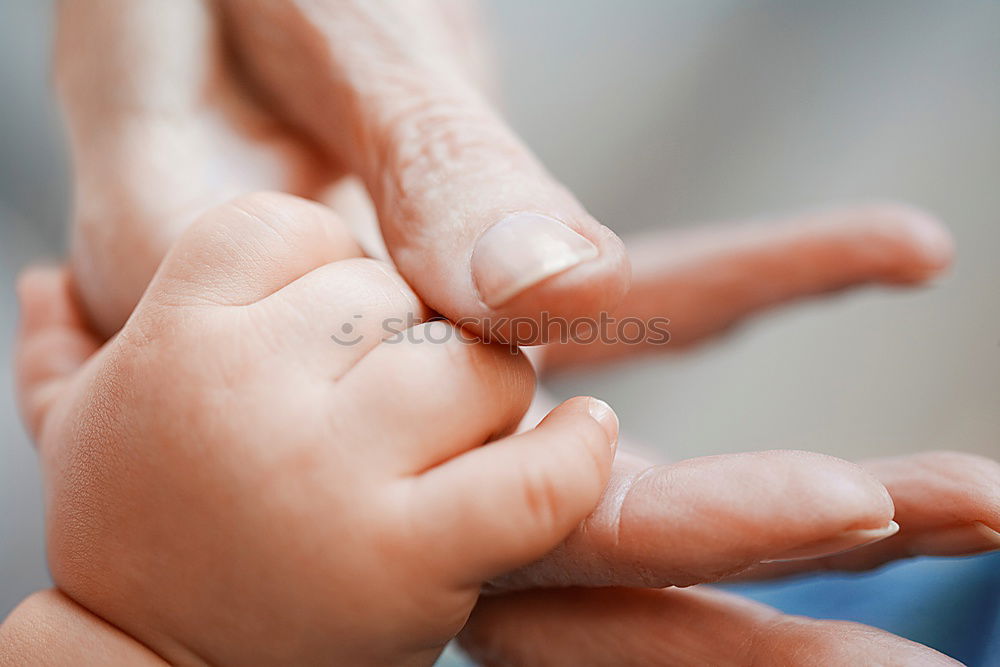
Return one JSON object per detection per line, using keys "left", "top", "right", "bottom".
{"left": 437, "top": 553, "right": 1000, "bottom": 666}
{"left": 723, "top": 553, "right": 1000, "bottom": 666}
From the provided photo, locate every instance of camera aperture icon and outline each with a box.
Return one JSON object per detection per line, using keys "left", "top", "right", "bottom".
{"left": 330, "top": 314, "right": 364, "bottom": 345}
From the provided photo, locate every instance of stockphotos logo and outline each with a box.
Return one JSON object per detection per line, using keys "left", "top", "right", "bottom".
{"left": 331, "top": 312, "right": 671, "bottom": 347}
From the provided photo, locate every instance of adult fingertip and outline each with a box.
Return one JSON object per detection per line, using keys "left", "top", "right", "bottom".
{"left": 761, "top": 520, "right": 900, "bottom": 563}
{"left": 796, "top": 451, "right": 896, "bottom": 519}
{"left": 902, "top": 209, "right": 954, "bottom": 277}
{"left": 469, "top": 220, "right": 630, "bottom": 345}
{"left": 472, "top": 212, "right": 599, "bottom": 308}
{"left": 860, "top": 202, "right": 954, "bottom": 283}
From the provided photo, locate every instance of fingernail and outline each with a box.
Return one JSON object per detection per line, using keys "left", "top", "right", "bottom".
{"left": 472, "top": 213, "right": 598, "bottom": 307}
{"left": 762, "top": 521, "right": 900, "bottom": 563}
{"left": 892, "top": 209, "right": 954, "bottom": 273}
{"left": 904, "top": 522, "right": 1000, "bottom": 557}
{"left": 587, "top": 397, "right": 619, "bottom": 449}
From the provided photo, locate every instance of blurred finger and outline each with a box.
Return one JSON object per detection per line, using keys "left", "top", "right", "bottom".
{"left": 15, "top": 266, "right": 101, "bottom": 439}
{"left": 542, "top": 203, "right": 952, "bottom": 370}
{"left": 732, "top": 451, "right": 1000, "bottom": 581}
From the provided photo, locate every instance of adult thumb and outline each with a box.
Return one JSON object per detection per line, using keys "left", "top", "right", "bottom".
{"left": 221, "top": 0, "right": 630, "bottom": 343}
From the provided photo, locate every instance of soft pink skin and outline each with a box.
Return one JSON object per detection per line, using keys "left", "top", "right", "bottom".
{"left": 13, "top": 194, "right": 620, "bottom": 665}
{"left": 42, "top": 0, "right": 996, "bottom": 664}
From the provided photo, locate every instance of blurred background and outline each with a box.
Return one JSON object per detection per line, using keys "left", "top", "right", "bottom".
{"left": 1, "top": 0, "right": 998, "bottom": 632}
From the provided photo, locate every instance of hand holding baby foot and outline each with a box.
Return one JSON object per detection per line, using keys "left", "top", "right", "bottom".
{"left": 14, "top": 193, "right": 618, "bottom": 665}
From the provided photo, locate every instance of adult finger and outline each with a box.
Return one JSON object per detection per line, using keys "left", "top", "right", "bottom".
{"left": 460, "top": 586, "right": 958, "bottom": 666}
{"left": 491, "top": 449, "right": 897, "bottom": 590}
{"left": 731, "top": 451, "right": 1000, "bottom": 581}
{"left": 220, "top": 0, "right": 630, "bottom": 343}
{"left": 541, "top": 203, "right": 952, "bottom": 370}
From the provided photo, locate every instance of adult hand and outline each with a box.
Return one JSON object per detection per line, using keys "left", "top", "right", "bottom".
{"left": 496, "top": 202, "right": 994, "bottom": 590}
{"left": 454, "top": 205, "right": 996, "bottom": 665}
{"left": 57, "top": 0, "right": 628, "bottom": 341}
{"left": 310, "top": 176, "right": 989, "bottom": 592}
{"left": 538, "top": 202, "right": 953, "bottom": 368}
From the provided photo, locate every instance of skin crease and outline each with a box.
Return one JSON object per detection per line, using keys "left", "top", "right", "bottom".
{"left": 30, "top": 0, "right": 999, "bottom": 663}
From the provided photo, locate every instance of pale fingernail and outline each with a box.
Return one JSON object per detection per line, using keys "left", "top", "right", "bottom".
{"left": 586, "top": 397, "right": 619, "bottom": 449}
{"left": 762, "top": 521, "right": 900, "bottom": 563}
{"left": 472, "top": 213, "right": 598, "bottom": 307}
{"left": 888, "top": 214, "right": 954, "bottom": 282}
{"left": 904, "top": 522, "right": 1000, "bottom": 557}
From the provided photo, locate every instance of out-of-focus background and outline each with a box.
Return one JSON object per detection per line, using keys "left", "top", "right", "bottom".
{"left": 1, "top": 0, "right": 998, "bottom": 620}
